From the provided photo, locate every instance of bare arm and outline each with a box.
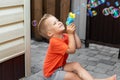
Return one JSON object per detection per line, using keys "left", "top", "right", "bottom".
{"left": 67, "top": 34, "right": 76, "bottom": 54}
{"left": 74, "top": 32, "right": 82, "bottom": 49}
{"left": 66, "top": 24, "right": 76, "bottom": 54}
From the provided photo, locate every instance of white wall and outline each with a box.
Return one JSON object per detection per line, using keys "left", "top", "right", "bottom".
{"left": 0, "top": 0, "right": 31, "bottom": 76}
{"left": 0, "top": 0, "right": 24, "bottom": 63}
{"left": 71, "top": 0, "right": 87, "bottom": 40}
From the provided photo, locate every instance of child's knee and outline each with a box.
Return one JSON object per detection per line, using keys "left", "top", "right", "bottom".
{"left": 72, "top": 62, "right": 84, "bottom": 73}
{"left": 73, "top": 62, "right": 81, "bottom": 68}
{"left": 64, "top": 72, "right": 80, "bottom": 80}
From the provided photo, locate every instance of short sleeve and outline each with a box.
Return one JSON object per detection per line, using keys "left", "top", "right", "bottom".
{"left": 49, "top": 38, "right": 68, "bottom": 55}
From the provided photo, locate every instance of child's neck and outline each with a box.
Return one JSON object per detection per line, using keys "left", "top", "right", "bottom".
{"left": 53, "top": 33, "right": 64, "bottom": 39}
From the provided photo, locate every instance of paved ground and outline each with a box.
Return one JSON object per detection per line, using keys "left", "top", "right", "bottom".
{"left": 23, "top": 40, "right": 120, "bottom": 80}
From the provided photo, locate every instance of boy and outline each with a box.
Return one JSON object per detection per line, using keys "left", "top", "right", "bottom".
{"left": 38, "top": 14, "right": 116, "bottom": 80}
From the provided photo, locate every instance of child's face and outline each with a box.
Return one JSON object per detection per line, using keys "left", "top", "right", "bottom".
{"left": 45, "top": 16, "right": 65, "bottom": 35}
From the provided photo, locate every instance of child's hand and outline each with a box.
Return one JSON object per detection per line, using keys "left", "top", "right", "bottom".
{"left": 66, "top": 23, "right": 76, "bottom": 34}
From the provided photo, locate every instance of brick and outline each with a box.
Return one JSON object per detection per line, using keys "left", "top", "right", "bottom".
{"left": 86, "top": 65, "right": 96, "bottom": 71}
{"left": 96, "top": 63, "right": 114, "bottom": 70}
{"left": 93, "top": 67, "right": 108, "bottom": 74}
{"left": 99, "top": 59, "right": 116, "bottom": 66}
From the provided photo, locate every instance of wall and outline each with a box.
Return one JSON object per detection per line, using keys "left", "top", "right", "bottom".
{"left": 71, "top": 0, "right": 87, "bottom": 40}
{"left": 0, "top": 0, "right": 31, "bottom": 78}
{"left": 0, "top": 0, "right": 25, "bottom": 63}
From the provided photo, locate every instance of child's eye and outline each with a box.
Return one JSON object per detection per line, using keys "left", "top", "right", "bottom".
{"left": 56, "top": 19, "right": 59, "bottom": 22}
{"left": 53, "top": 22, "right": 56, "bottom": 25}
{"left": 53, "top": 20, "right": 59, "bottom": 25}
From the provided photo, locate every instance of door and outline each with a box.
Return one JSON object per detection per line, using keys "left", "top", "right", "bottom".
{"left": 86, "top": 0, "right": 120, "bottom": 58}
{"left": 87, "top": 0, "right": 120, "bottom": 47}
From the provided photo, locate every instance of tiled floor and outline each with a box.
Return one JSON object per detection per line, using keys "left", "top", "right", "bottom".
{"left": 23, "top": 40, "right": 120, "bottom": 80}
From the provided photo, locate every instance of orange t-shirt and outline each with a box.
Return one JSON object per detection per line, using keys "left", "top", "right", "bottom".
{"left": 43, "top": 34, "right": 69, "bottom": 78}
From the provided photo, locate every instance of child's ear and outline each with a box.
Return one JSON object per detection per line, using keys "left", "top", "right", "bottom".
{"left": 47, "top": 31, "right": 53, "bottom": 37}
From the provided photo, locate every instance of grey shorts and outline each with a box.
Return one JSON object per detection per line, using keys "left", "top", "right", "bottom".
{"left": 45, "top": 67, "right": 66, "bottom": 80}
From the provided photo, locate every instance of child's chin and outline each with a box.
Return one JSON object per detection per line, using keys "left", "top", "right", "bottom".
{"left": 60, "top": 29, "right": 65, "bottom": 33}
{"left": 61, "top": 27, "right": 65, "bottom": 31}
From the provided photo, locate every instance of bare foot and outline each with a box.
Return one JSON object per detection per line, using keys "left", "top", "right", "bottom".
{"left": 106, "top": 75, "right": 116, "bottom": 80}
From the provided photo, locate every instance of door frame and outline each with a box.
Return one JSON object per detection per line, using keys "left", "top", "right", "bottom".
{"left": 24, "top": 0, "right": 31, "bottom": 76}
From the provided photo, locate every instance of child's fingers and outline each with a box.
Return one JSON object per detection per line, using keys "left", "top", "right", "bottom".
{"left": 66, "top": 23, "right": 76, "bottom": 33}
{"left": 71, "top": 24, "right": 76, "bottom": 30}
{"left": 67, "top": 26, "right": 75, "bottom": 32}
{"left": 70, "top": 23, "right": 74, "bottom": 27}
{"left": 71, "top": 27, "right": 76, "bottom": 32}
{"left": 71, "top": 24, "right": 76, "bottom": 29}
{"left": 67, "top": 23, "right": 76, "bottom": 29}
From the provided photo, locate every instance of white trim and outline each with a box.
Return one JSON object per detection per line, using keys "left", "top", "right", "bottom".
{"left": 0, "top": 0, "right": 24, "bottom": 8}
{"left": 71, "top": 0, "right": 87, "bottom": 40}
{"left": 24, "top": 0, "right": 31, "bottom": 76}
{"left": 0, "top": 51, "right": 25, "bottom": 63}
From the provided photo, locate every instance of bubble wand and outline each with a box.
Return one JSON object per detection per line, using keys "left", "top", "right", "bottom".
{"left": 66, "top": 12, "right": 76, "bottom": 25}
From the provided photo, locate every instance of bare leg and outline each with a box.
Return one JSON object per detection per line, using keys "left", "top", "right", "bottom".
{"left": 64, "top": 62, "right": 94, "bottom": 80}
{"left": 64, "top": 62, "right": 116, "bottom": 80}
{"left": 64, "top": 71, "right": 82, "bottom": 80}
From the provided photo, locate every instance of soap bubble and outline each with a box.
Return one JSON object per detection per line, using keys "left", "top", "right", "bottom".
{"left": 99, "top": 0, "right": 106, "bottom": 4}
{"left": 97, "top": 0, "right": 106, "bottom": 5}
{"left": 102, "top": 8, "right": 109, "bottom": 16}
{"left": 90, "top": 0, "right": 96, "bottom": 4}
{"left": 88, "top": 9, "right": 93, "bottom": 17}
{"left": 92, "top": 10, "right": 97, "bottom": 16}
{"left": 87, "top": 9, "right": 97, "bottom": 17}
{"left": 115, "top": 1, "right": 119, "bottom": 7}
{"left": 108, "top": 6, "right": 114, "bottom": 14}
{"left": 91, "top": 2, "right": 99, "bottom": 8}
{"left": 81, "top": 3, "right": 86, "bottom": 8}
{"left": 87, "top": 4, "right": 91, "bottom": 9}
{"left": 89, "top": 0, "right": 106, "bottom": 8}
{"left": 111, "top": 8, "right": 120, "bottom": 18}
{"left": 76, "top": 11, "right": 80, "bottom": 15}
{"left": 32, "top": 20, "right": 37, "bottom": 27}
{"left": 106, "top": 2, "right": 110, "bottom": 6}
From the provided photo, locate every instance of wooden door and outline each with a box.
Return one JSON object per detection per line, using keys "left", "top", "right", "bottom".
{"left": 86, "top": 0, "right": 120, "bottom": 47}
{"left": 31, "top": 0, "right": 71, "bottom": 40}
{"left": 31, "top": 0, "right": 43, "bottom": 40}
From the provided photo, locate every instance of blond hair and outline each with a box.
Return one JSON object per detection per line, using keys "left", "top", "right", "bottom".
{"left": 37, "top": 14, "right": 53, "bottom": 39}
